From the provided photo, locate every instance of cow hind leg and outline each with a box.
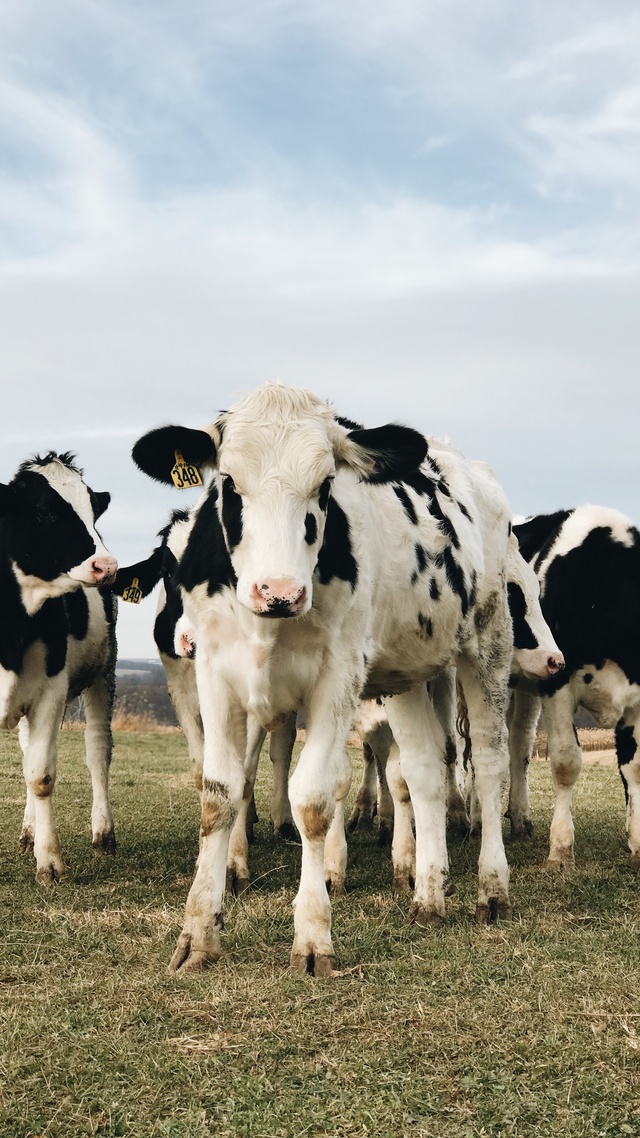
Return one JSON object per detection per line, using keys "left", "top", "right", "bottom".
{"left": 507, "top": 689, "right": 541, "bottom": 840}
{"left": 385, "top": 740, "right": 416, "bottom": 892}
{"left": 83, "top": 675, "right": 116, "bottom": 853}
{"left": 18, "top": 719, "right": 35, "bottom": 853}
{"left": 347, "top": 742, "right": 378, "bottom": 832}
{"left": 270, "top": 714, "right": 298, "bottom": 841}
{"left": 544, "top": 692, "right": 582, "bottom": 870}
{"left": 615, "top": 712, "right": 640, "bottom": 870}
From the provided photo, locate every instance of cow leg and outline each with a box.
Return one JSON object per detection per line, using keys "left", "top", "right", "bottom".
{"left": 170, "top": 680, "right": 247, "bottom": 974}
{"left": 83, "top": 674, "right": 116, "bottom": 853}
{"left": 374, "top": 734, "right": 394, "bottom": 846}
{"left": 288, "top": 672, "right": 358, "bottom": 977}
{"left": 432, "top": 669, "right": 469, "bottom": 835}
{"left": 507, "top": 689, "right": 541, "bottom": 839}
{"left": 18, "top": 718, "right": 35, "bottom": 853}
{"left": 270, "top": 713, "right": 297, "bottom": 840}
{"left": 544, "top": 689, "right": 582, "bottom": 870}
{"left": 324, "top": 751, "right": 352, "bottom": 894}
{"left": 615, "top": 710, "right": 640, "bottom": 869}
{"left": 385, "top": 739, "right": 416, "bottom": 892}
{"left": 163, "top": 655, "right": 204, "bottom": 791}
{"left": 457, "top": 655, "right": 511, "bottom": 923}
{"left": 226, "top": 717, "right": 266, "bottom": 895}
{"left": 385, "top": 686, "right": 449, "bottom": 924}
{"left": 21, "top": 685, "right": 66, "bottom": 884}
{"left": 347, "top": 741, "right": 378, "bottom": 832}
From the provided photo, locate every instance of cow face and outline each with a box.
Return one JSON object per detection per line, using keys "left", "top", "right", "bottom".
{"left": 0, "top": 454, "right": 117, "bottom": 612}
{"left": 132, "top": 383, "right": 428, "bottom": 619}
{"left": 507, "top": 536, "right": 564, "bottom": 681}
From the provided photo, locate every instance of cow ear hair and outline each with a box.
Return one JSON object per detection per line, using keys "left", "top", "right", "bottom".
{"left": 332, "top": 423, "right": 429, "bottom": 484}
{"left": 132, "top": 426, "right": 217, "bottom": 484}
{"left": 0, "top": 483, "right": 15, "bottom": 515}
{"left": 92, "top": 491, "right": 111, "bottom": 519}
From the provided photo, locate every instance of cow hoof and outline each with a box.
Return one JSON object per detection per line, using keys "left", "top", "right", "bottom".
{"left": 444, "top": 876, "right": 456, "bottom": 897}
{"left": 277, "top": 821, "right": 300, "bottom": 843}
{"left": 377, "top": 821, "right": 393, "bottom": 847}
{"left": 245, "top": 824, "right": 256, "bottom": 845}
{"left": 392, "top": 869, "right": 415, "bottom": 893}
{"left": 545, "top": 853, "right": 575, "bottom": 872}
{"left": 169, "top": 933, "right": 220, "bottom": 975}
{"left": 226, "top": 868, "right": 250, "bottom": 897}
{"left": 630, "top": 852, "right": 640, "bottom": 872}
{"left": 325, "top": 876, "right": 345, "bottom": 896}
{"left": 510, "top": 818, "right": 534, "bottom": 840}
{"left": 475, "top": 898, "right": 512, "bottom": 924}
{"left": 290, "top": 951, "right": 339, "bottom": 978}
{"left": 447, "top": 815, "right": 471, "bottom": 837}
{"left": 347, "top": 806, "right": 375, "bottom": 833}
{"left": 92, "top": 829, "right": 117, "bottom": 854}
{"left": 35, "top": 862, "right": 62, "bottom": 886}
{"left": 19, "top": 831, "right": 34, "bottom": 855}
{"left": 408, "top": 902, "right": 444, "bottom": 928}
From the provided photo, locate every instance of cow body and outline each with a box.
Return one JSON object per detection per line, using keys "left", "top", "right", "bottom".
{"left": 509, "top": 506, "right": 640, "bottom": 867}
{"left": 133, "top": 383, "right": 518, "bottom": 974}
{"left": 0, "top": 453, "right": 118, "bottom": 882}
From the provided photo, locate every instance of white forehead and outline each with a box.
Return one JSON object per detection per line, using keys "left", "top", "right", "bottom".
{"left": 166, "top": 514, "right": 194, "bottom": 560}
{"left": 27, "top": 459, "right": 93, "bottom": 523}
{"left": 217, "top": 383, "right": 337, "bottom": 491}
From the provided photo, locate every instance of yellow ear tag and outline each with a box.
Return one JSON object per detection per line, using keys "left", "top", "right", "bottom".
{"left": 171, "top": 450, "right": 203, "bottom": 489}
{"left": 122, "top": 578, "right": 143, "bottom": 604}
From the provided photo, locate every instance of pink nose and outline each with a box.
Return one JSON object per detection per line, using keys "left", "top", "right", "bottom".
{"left": 91, "top": 557, "right": 118, "bottom": 585}
{"left": 179, "top": 631, "right": 196, "bottom": 658}
{"left": 546, "top": 653, "right": 565, "bottom": 676}
{"left": 251, "top": 578, "right": 307, "bottom": 616}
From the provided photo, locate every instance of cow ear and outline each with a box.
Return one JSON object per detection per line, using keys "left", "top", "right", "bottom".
{"left": 91, "top": 491, "right": 111, "bottom": 519}
{"left": 333, "top": 423, "right": 429, "bottom": 484}
{"left": 132, "top": 426, "right": 217, "bottom": 484}
{"left": 112, "top": 545, "right": 165, "bottom": 599}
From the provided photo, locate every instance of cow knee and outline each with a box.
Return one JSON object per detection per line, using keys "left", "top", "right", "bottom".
{"left": 30, "top": 773, "right": 55, "bottom": 798}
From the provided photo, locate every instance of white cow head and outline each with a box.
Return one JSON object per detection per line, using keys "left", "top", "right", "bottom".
{"left": 132, "top": 382, "right": 428, "bottom": 618}
{"left": 507, "top": 534, "right": 564, "bottom": 680}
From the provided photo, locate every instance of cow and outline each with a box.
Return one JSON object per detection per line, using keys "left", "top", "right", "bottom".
{"left": 508, "top": 506, "right": 640, "bottom": 869}
{"left": 113, "top": 511, "right": 298, "bottom": 894}
{"left": 0, "top": 452, "right": 118, "bottom": 883}
{"left": 132, "top": 382, "right": 518, "bottom": 976}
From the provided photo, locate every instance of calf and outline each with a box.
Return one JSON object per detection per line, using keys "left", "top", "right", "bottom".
{"left": 132, "top": 382, "right": 518, "bottom": 975}
{"left": 0, "top": 452, "right": 118, "bottom": 882}
{"left": 114, "top": 512, "right": 298, "bottom": 893}
{"left": 509, "top": 506, "right": 640, "bottom": 868}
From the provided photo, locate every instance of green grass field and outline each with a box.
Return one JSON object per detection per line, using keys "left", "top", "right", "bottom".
{"left": 1, "top": 729, "right": 639, "bottom": 1138}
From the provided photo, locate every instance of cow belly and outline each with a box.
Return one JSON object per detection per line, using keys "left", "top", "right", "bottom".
{"left": 573, "top": 662, "right": 640, "bottom": 727}
{"left": 0, "top": 643, "right": 48, "bottom": 728}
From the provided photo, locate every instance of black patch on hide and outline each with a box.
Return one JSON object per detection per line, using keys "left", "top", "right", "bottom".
{"left": 221, "top": 477, "right": 243, "bottom": 551}
{"left": 316, "top": 497, "right": 358, "bottom": 591}
{"left": 305, "top": 513, "right": 318, "bottom": 545}
{"left": 176, "top": 486, "right": 237, "bottom": 598}
{"left": 393, "top": 484, "right": 418, "bottom": 525}
{"left": 507, "top": 582, "right": 538, "bottom": 650}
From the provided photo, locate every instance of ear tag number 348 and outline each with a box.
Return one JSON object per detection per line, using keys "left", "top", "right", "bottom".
{"left": 171, "top": 450, "right": 203, "bottom": 489}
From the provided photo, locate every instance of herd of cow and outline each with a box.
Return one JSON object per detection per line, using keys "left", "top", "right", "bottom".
{"left": 2, "top": 382, "right": 639, "bottom": 976}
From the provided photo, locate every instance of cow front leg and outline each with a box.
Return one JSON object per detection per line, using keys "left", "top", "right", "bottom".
{"left": 615, "top": 711, "right": 640, "bottom": 869}
{"left": 507, "top": 689, "right": 541, "bottom": 839}
{"left": 17, "top": 719, "right": 35, "bottom": 852}
{"left": 270, "top": 713, "right": 297, "bottom": 840}
{"left": 226, "top": 717, "right": 265, "bottom": 896}
{"left": 432, "top": 669, "right": 469, "bottom": 834}
{"left": 543, "top": 689, "right": 582, "bottom": 870}
{"left": 83, "top": 675, "right": 116, "bottom": 853}
{"left": 457, "top": 657, "right": 511, "bottom": 922}
{"left": 22, "top": 686, "right": 66, "bottom": 884}
{"left": 347, "top": 741, "right": 378, "bottom": 832}
{"left": 288, "top": 677, "right": 357, "bottom": 977}
{"left": 323, "top": 751, "right": 352, "bottom": 894}
{"left": 385, "top": 686, "right": 449, "bottom": 924}
{"left": 170, "top": 687, "right": 246, "bottom": 974}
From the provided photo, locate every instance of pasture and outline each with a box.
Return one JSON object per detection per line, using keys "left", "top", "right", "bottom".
{"left": 1, "top": 729, "right": 639, "bottom": 1138}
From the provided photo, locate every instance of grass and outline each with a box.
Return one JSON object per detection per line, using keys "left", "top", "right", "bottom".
{"left": 1, "top": 730, "right": 639, "bottom": 1138}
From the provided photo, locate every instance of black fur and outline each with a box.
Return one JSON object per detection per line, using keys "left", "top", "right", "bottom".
{"left": 348, "top": 424, "right": 429, "bottom": 484}
{"left": 221, "top": 477, "right": 243, "bottom": 551}
{"left": 305, "top": 513, "right": 318, "bottom": 545}
{"left": 507, "top": 582, "right": 538, "bottom": 650}
{"left": 315, "top": 497, "right": 358, "bottom": 591}
{"left": 132, "top": 425, "right": 217, "bottom": 485}
{"left": 176, "top": 486, "right": 237, "bottom": 597}
{"left": 393, "top": 484, "right": 418, "bottom": 525}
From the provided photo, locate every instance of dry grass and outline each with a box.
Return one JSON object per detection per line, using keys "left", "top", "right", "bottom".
{"left": 1, "top": 728, "right": 640, "bottom": 1138}
{"left": 534, "top": 727, "right": 616, "bottom": 759}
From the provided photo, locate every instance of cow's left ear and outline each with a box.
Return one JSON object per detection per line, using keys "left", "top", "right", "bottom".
{"left": 333, "top": 423, "right": 429, "bottom": 484}
{"left": 132, "top": 425, "right": 218, "bottom": 485}
{"left": 91, "top": 491, "right": 111, "bottom": 519}
{"left": 0, "top": 483, "right": 12, "bottom": 515}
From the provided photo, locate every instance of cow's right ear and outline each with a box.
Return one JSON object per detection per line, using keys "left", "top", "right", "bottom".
{"left": 132, "top": 426, "right": 217, "bottom": 485}
{"left": 112, "top": 545, "right": 165, "bottom": 599}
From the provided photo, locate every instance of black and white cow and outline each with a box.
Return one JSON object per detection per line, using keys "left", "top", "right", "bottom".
{"left": 113, "top": 510, "right": 298, "bottom": 894}
{"left": 508, "top": 506, "right": 640, "bottom": 869}
{"left": 349, "top": 534, "right": 564, "bottom": 879}
{"left": 132, "top": 382, "right": 518, "bottom": 976}
{"left": 0, "top": 452, "right": 118, "bottom": 883}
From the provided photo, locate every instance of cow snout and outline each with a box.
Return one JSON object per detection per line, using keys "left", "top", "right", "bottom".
{"left": 251, "top": 578, "right": 307, "bottom": 617}
{"left": 90, "top": 557, "right": 118, "bottom": 585}
{"left": 178, "top": 630, "right": 196, "bottom": 658}
{"left": 546, "top": 653, "right": 565, "bottom": 677}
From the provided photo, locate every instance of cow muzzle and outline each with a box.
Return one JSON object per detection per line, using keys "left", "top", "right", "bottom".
{"left": 70, "top": 556, "right": 119, "bottom": 587}
{"left": 250, "top": 578, "right": 308, "bottom": 618}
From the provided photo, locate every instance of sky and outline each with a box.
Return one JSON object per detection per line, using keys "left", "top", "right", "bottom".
{"left": 1, "top": 0, "right": 639, "bottom": 658}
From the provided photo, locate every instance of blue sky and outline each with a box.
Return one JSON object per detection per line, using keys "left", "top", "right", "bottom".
{"left": 1, "top": 1, "right": 639, "bottom": 656}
